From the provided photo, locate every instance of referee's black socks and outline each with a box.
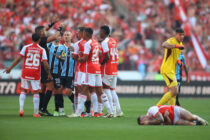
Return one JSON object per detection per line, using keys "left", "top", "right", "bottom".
{"left": 85, "top": 100, "right": 91, "bottom": 113}
{"left": 39, "top": 92, "right": 45, "bottom": 110}
{"left": 68, "top": 94, "right": 74, "bottom": 103}
{"left": 42, "top": 90, "right": 52, "bottom": 111}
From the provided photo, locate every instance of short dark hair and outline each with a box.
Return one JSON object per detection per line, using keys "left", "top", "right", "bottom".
{"left": 175, "top": 28, "right": 184, "bottom": 33}
{"left": 84, "top": 27, "right": 93, "bottom": 36}
{"left": 32, "top": 33, "right": 40, "bottom": 42}
{"left": 78, "top": 27, "right": 85, "bottom": 32}
{"left": 137, "top": 116, "right": 141, "bottom": 125}
{"left": 35, "top": 26, "right": 44, "bottom": 34}
{"left": 100, "top": 25, "right": 110, "bottom": 35}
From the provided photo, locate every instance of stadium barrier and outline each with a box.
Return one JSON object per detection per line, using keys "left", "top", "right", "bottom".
{"left": 0, "top": 79, "right": 209, "bottom": 97}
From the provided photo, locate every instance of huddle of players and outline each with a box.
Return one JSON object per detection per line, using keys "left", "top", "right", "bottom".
{"left": 38, "top": 25, "right": 123, "bottom": 118}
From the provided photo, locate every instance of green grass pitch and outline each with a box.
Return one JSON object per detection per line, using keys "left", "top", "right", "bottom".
{"left": 0, "top": 96, "right": 210, "bottom": 140}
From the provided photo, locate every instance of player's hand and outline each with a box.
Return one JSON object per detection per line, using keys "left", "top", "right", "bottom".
{"left": 4, "top": 68, "right": 11, "bottom": 74}
{"left": 164, "top": 110, "right": 169, "bottom": 117}
{"left": 52, "top": 14, "right": 59, "bottom": 23}
{"left": 175, "top": 45, "right": 184, "bottom": 50}
{"left": 47, "top": 74, "right": 53, "bottom": 81}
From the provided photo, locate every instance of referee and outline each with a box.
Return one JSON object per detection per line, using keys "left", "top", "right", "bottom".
{"left": 34, "top": 16, "right": 63, "bottom": 116}
{"left": 175, "top": 53, "right": 190, "bottom": 106}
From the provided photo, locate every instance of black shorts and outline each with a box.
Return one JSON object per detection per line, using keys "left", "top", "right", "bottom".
{"left": 60, "top": 76, "right": 74, "bottom": 90}
{"left": 52, "top": 74, "right": 61, "bottom": 89}
{"left": 41, "top": 63, "right": 52, "bottom": 83}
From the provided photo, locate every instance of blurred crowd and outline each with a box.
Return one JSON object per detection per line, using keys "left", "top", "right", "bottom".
{"left": 0, "top": 0, "right": 209, "bottom": 75}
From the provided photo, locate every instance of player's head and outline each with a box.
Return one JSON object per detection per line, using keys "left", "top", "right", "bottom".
{"left": 137, "top": 116, "right": 150, "bottom": 125}
{"left": 77, "top": 27, "right": 85, "bottom": 40}
{"left": 35, "top": 26, "right": 46, "bottom": 37}
{"left": 63, "top": 30, "right": 72, "bottom": 42}
{"left": 175, "top": 28, "right": 185, "bottom": 42}
{"left": 32, "top": 33, "right": 41, "bottom": 43}
{"left": 100, "top": 25, "right": 110, "bottom": 39}
{"left": 83, "top": 27, "right": 93, "bottom": 40}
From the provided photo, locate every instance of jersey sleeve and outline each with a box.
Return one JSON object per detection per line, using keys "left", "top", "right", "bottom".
{"left": 146, "top": 106, "right": 160, "bottom": 118}
{"left": 73, "top": 42, "right": 79, "bottom": 55}
{"left": 42, "top": 49, "right": 48, "bottom": 61}
{"left": 84, "top": 42, "right": 91, "bottom": 55}
{"left": 101, "top": 41, "right": 109, "bottom": 53}
{"left": 19, "top": 46, "right": 27, "bottom": 57}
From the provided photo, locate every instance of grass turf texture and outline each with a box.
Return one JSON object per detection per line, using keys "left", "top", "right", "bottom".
{"left": 0, "top": 96, "right": 210, "bottom": 140}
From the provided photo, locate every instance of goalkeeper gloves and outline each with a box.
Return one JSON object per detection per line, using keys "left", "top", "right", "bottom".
{"left": 175, "top": 45, "right": 184, "bottom": 50}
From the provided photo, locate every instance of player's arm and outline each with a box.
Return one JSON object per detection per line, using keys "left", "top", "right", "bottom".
{"left": 182, "top": 56, "right": 190, "bottom": 84}
{"left": 163, "top": 110, "right": 172, "bottom": 125}
{"left": 47, "top": 23, "right": 64, "bottom": 43}
{"left": 42, "top": 61, "right": 52, "bottom": 80}
{"left": 162, "top": 42, "right": 184, "bottom": 50}
{"left": 44, "top": 15, "right": 59, "bottom": 31}
{"left": 78, "top": 55, "right": 88, "bottom": 62}
{"left": 144, "top": 113, "right": 164, "bottom": 125}
{"left": 4, "top": 55, "right": 23, "bottom": 74}
{"left": 100, "top": 52, "right": 110, "bottom": 65}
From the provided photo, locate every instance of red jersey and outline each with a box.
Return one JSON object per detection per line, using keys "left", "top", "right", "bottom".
{"left": 84, "top": 39, "right": 101, "bottom": 74}
{"left": 147, "top": 105, "right": 175, "bottom": 123}
{"left": 100, "top": 37, "right": 118, "bottom": 75}
{"left": 78, "top": 39, "right": 87, "bottom": 73}
{"left": 73, "top": 40, "right": 81, "bottom": 73}
{"left": 19, "top": 43, "right": 47, "bottom": 80}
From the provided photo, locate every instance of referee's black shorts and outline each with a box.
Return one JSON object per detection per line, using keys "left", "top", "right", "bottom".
{"left": 60, "top": 76, "right": 74, "bottom": 91}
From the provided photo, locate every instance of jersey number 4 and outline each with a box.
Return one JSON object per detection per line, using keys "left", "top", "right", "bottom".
{"left": 110, "top": 48, "right": 119, "bottom": 61}
{"left": 25, "top": 53, "right": 40, "bottom": 67}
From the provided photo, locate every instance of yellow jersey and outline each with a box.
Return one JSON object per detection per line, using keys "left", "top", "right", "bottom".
{"left": 160, "top": 37, "right": 182, "bottom": 74}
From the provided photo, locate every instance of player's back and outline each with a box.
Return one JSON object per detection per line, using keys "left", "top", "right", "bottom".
{"left": 84, "top": 39, "right": 101, "bottom": 74}
{"left": 78, "top": 39, "right": 87, "bottom": 73}
{"left": 101, "top": 37, "right": 118, "bottom": 75}
{"left": 157, "top": 105, "right": 175, "bottom": 122}
{"left": 21, "top": 43, "right": 47, "bottom": 80}
{"left": 160, "top": 37, "right": 182, "bottom": 74}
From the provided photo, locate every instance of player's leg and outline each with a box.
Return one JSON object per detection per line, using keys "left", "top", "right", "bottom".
{"left": 179, "top": 107, "right": 208, "bottom": 125}
{"left": 157, "top": 74, "right": 178, "bottom": 105}
{"left": 19, "top": 78, "right": 28, "bottom": 117}
{"left": 95, "top": 74, "right": 113, "bottom": 117}
{"left": 39, "top": 83, "right": 46, "bottom": 111}
{"left": 31, "top": 80, "right": 42, "bottom": 117}
{"left": 110, "top": 76, "right": 123, "bottom": 117}
{"left": 83, "top": 90, "right": 91, "bottom": 117}
{"left": 176, "top": 80, "right": 181, "bottom": 106}
{"left": 89, "top": 86, "right": 98, "bottom": 117}
{"left": 102, "top": 74, "right": 114, "bottom": 113}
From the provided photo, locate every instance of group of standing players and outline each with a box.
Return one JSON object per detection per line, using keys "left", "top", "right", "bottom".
{"left": 5, "top": 17, "right": 123, "bottom": 118}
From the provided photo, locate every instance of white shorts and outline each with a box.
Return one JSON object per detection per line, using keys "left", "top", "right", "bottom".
{"left": 102, "top": 74, "right": 117, "bottom": 89}
{"left": 74, "top": 70, "right": 80, "bottom": 86}
{"left": 88, "top": 73, "right": 102, "bottom": 87}
{"left": 80, "top": 72, "right": 89, "bottom": 85}
{"left": 21, "top": 78, "right": 41, "bottom": 91}
{"left": 173, "top": 106, "right": 181, "bottom": 124}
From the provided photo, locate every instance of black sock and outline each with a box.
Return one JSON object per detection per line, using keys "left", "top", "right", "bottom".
{"left": 39, "top": 92, "right": 45, "bottom": 111}
{"left": 68, "top": 94, "right": 74, "bottom": 103}
{"left": 85, "top": 100, "right": 91, "bottom": 113}
{"left": 54, "top": 94, "right": 59, "bottom": 111}
{"left": 176, "top": 95, "right": 180, "bottom": 106}
{"left": 42, "top": 90, "right": 52, "bottom": 111}
{"left": 59, "top": 94, "right": 64, "bottom": 108}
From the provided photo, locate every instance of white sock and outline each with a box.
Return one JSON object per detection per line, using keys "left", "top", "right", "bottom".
{"left": 74, "top": 95, "right": 78, "bottom": 111}
{"left": 104, "top": 89, "right": 113, "bottom": 112}
{"left": 76, "top": 94, "right": 87, "bottom": 115}
{"left": 111, "top": 90, "right": 121, "bottom": 113}
{"left": 19, "top": 92, "right": 26, "bottom": 111}
{"left": 101, "top": 93, "right": 112, "bottom": 114}
{"left": 33, "top": 94, "right": 40, "bottom": 114}
{"left": 98, "top": 103, "right": 103, "bottom": 114}
{"left": 60, "top": 108, "right": 64, "bottom": 112}
{"left": 91, "top": 92, "right": 98, "bottom": 113}
{"left": 113, "top": 102, "right": 116, "bottom": 115}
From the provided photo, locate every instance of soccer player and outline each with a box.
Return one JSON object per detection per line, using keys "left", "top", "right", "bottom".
{"left": 4, "top": 33, "right": 52, "bottom": 117}
{"left": 35, "top": 20, "right": 64, "bottom": 116}
{"left": 60, "top": 30, "right": 76, "bottom": 114}
{"left": 77, "top": 27, "right": 113, "bottom": 118}
{"left": 157, "top": 28, "right": 185, "bottom": 106}
{"left": 175, "top": 53, "right": 190, "bottom": 106}
{"left": 47, "top": 36, "right": 66, "bottom": 116}
{"left": 137, "top": 105, "right": 208, "bottom": 125}
{"left": 99, "top": 25, "right": 123, "bottom": 117}
{"left": 72, "top": 27, "right": 92, "bottom": 117}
